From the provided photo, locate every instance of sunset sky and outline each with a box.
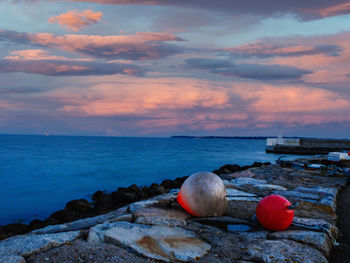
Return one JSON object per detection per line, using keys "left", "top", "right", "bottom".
{"left": 1, "top": 1, "right": 350, "bottom": 137}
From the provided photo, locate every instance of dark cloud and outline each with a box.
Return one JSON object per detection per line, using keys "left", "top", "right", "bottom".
{"left": 0, "top": 86, "right": 43, "bottom": 94}
{"left": 0, "top": 59, "right": 146, "bottom": 76}
{"left": 184, "top": 58, "right": 312, "bottom": 80}
{"left": 0, "top": 30, "right": 184, "bottom": 60}
{"left": 221, "top": 43, "right": 342, "bottom": 59}
{"left": 43, "top": 0, "right": 350, "bottom": 20}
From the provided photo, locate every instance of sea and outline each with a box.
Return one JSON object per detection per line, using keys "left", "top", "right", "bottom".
{"left": 0, "top": 135, "right": 302, "bottom": 225}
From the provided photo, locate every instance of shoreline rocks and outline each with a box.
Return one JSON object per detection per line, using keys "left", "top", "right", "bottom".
{"left": 0, "top": 163, "right": 266, "bottom": 241}
{"left": 0, "top": 157, "right": 349, "bottom": 262}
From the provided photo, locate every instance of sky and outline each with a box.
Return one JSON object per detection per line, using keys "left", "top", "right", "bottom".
{"left": 1, "top": 1, "right": 350, "bottom": 137}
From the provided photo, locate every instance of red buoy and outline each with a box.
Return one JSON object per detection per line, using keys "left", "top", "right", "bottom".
{"left": 256, "top": 195, "right": 294, "bottom": 231}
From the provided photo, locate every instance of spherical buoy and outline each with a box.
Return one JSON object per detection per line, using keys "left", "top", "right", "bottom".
{"left": 256, "top": 194, "right": 294, "bottom": 231}
{"left": 177, "top": 172, "right": 228, "bottom": 217}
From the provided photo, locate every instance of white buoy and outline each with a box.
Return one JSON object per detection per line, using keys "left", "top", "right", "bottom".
{"left": 177, "top": 171, "right": 228, "bottom": 217}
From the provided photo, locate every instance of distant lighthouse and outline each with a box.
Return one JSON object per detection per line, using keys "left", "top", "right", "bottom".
{"left": 277, "top": 128, "right": 284, "bottom": 145}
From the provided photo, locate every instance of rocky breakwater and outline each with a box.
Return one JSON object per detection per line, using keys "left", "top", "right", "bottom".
{"left": 0, "top": 158, "right": 349, "bottom": 263}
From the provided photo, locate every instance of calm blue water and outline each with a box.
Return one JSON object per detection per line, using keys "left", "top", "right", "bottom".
{"left": 0, "top": 135, "right": 298, "bottom": 225}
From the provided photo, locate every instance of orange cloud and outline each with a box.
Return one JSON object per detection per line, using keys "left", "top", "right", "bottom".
{"left": 49, "top": 10, "right": 103, "bottom": 31}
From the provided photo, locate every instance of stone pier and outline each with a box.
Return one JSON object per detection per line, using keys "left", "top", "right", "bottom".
{"left": 0, "top": 158, "right": 348, "bottom": 263}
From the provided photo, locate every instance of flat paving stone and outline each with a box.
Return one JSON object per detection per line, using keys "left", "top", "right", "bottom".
{"left": 88, "top": 221, "right": 211, "bottom": 262}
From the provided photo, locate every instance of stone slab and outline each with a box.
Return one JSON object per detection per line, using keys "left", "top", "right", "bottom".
{"left": 134, "top": 207, "right": 190, "bottom": 227}
{"left": 225, "top": 197, "right": 261, "bottom": 220}
{"left": 269, "top": 230, "right": 332, "bottom": 256}
{"left": 0, "top": 255, "right": 26, "bottom": 263}
{"left": 0, "top": 231, "right": 81, "bottom": 257}
{"left": 225, "top": 188, "right": 256, "bottom": 197}
{"left": 88, "top": 221, "right": 210, "bottom": 262}
{"left": 34, "top": 211, "right": 132, "bottom": 234}
{"left": 239, "top": 239, "right": 327, "bottom": 263}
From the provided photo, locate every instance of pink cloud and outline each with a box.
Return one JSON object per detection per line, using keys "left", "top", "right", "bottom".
{"left": 0, "top": 29, "right": 184, "bottom": 60}
{"left": 305, "top": 2, "right": 350, "bottom": 18}
{"left": 49, "top": 10, "right": 103, "bottom": 31}
{"left": 32, "top": 75, "right": 349, "bottom": 132}
{"left": 221, "top": 42, "right": 341, "bottom": 58}
{"left": 0, "top": 50, "right": 145, "bottom": 76}
{"left": 5, "top": 49, "right": 92, "bottom": 61}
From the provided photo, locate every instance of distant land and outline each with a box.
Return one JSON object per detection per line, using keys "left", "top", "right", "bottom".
{"left": 171, "top": 136, "right": 274, "bottom": 139}
{"left": 170, "top": 136, "right": 341, "bottom": 140}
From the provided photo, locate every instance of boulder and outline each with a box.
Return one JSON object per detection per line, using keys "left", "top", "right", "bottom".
{"left": 65, "top": 199, "right": 92, "bottom": 213}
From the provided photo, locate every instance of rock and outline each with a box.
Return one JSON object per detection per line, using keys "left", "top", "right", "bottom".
{"left": 134, "top": 207, "right": 190, "bottom": 227}
{"left": 111, "top": 191, "right": 138, "bottom": 205}
{"left": 239, "top": 239, "right": 327, "bottom": 263}
{"left": 213, "top": 164, "right": 242, "bottom": 175}
{"left": 236, "top": 231, "right": 269, "bottom": 240}
{"left": 91, "top": 190, "right": 113, "bottom": 210}
{"left": 88, "top": 221, "right": 211, "bottom": 262}
{"left": 0, "top": 231, "right": 81, "bottom": 257}
{"left": 0, "top": 255, "right": 26, "bottom": 263}
{"left": 33, "top": 209, "right": 132, "bottom": 234}
{"left": 161, "top": 179, "right": 176, "bottom": 189}
{"left": 269, "top": 230, "right": 332, "bottom": 256}
{"left": 227, "top": 178, "right": 287, "bottom": 196}
{"left": 273, "top": 190, "right": 321, "bottom": 200}
{"left": 225, "top": 188, "right": 256, "bottom": 197}
{"left": 65, "top": 199, "right": 92, "bottom": 213}
{"left": 28, "top": 220, "right": 47, "bottom": 231}
{"left": 291, "top": 217, "right": 340, "bottom": 240}
{"left": 26, "top": 239, "right": 154, "bottom": 263}
{"left": 1, "top": 224, "right": 29, "bottom": 239}
{"left": 272, "top": 190, "right": 337, "bottom": 222}
{"left": 231, "top": 177, "right": 267, "bottom": 186}
{"left": 149, "top": 183, "right": 167, "bottom": 196}
{"left": 293, "top": 186, "right": 339, "bottom": 198}
{"left": 225, "top": 197, "right": 261, "bottom": 220}
{"left": 226, "top": 170, "right": 256, "bottom": 179}
{"left": 128, "top": 192, "right": 178, "bottom": 213}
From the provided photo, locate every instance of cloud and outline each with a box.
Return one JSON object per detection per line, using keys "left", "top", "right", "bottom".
{"left": 40, "top": 77, "right": 350, "bottom": 132}
{"left": 0, "top": 29, "right": 184, "bottom": 60}
{"left": 42, "top": 0, "right": 350, "bottom": 20}
{"left": 184, "top": 58, "right": 312, "bottom": 80}
{"left": 0, "top": 86, "right": 43, "bottom": 94}
{"left": 0, "top": 52, "right": 145, "bottom": 76}
{"left": 5, "top": 49, "right": 93, "bottom": 61}
{"left": 221, "top": 43, "right": 342, "bottom": 59}
{"left": 49, "top": 10, "right": 103, "bottom": 31}
{"left": 305, "top": 2, "right": 350, "bottom": 18}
